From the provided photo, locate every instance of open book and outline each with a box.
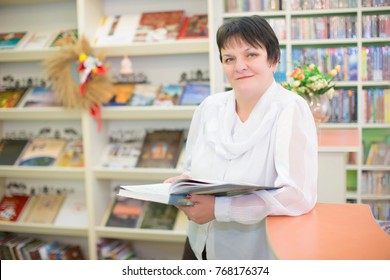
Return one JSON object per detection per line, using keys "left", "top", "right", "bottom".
{"left": 118, "top": 178, "right": 280, "bottom": 205}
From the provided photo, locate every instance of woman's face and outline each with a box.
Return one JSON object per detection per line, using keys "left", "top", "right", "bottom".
{"left": 221, "top": 39, "right": 277, "bottom": 98}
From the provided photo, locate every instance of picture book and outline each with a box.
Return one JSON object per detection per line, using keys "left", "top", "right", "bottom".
{"left": 93, "top": 14, "right": 141, "bottom": 46}
{"left": 118, "top": 178, "right": 280, "bottom": 206}
{"left": 0, "top": 139, "right": 30, "bottom": 165}
{"left": 17, "top": 138, "right": 67, "bottom": 166}
{"left": 133, "top": 10, "right": 185, "bottom": 42}
{"left": 54, "top": 191, "right": 87, "bottom": 227}
{"left": 136, "top": 130, "right": 184, "bottom": 168}
{"left": 0, "top": 87, "right": 28, "bottom": 108}
{"left": 128, "top": 84, "right": 160, "bottom": 106}
{"left": 20, "top": 32, "right": 55, "bottom": 50}
{"left": 177, "top": 14, "right": 208, "bottom": 39}
{"left": 138, "top": 201, "right": 178, "bottom": 230}
{"left": 0, "top": 32, "right": 27, "bottom": 49}
{"left": 22, "top": 194, "right": 65, "bottom": 224}
{"left": 178, "top": 82, "right": 210, "bottom": 105}
{"left": 104, "top": 197, "right": 144, "bottom": 228}
{"left": 153, "top": 84, "right": 184, "bottom": 106}
{"left": 50, "top": 29, "right": 78, "bottom": 47}
{"left": 100, "top": 141, "right": 142, "bottom": 169}
{"left": 103, "top": 83, "right": 135, "bottom": 106}
{"left": 55, "top": 139, "right": 84, "bottom": 167}
{"left": 0, "top": 194, "right": 31, "bottom": 222}
{"left": 17, "top": 86, "right": 61, "bottom": 107}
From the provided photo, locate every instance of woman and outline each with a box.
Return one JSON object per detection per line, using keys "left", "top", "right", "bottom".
{"left": 165, "top": 15, "right": 318, "bottom": 260}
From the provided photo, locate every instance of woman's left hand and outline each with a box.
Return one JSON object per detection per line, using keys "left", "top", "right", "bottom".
{"left": 177, "top": 194, "right": 215, "bottom": 224}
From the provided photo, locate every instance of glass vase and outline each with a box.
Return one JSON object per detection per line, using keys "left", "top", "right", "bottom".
{"left": 306, "top": 94, "right": 331, "bottom": 133}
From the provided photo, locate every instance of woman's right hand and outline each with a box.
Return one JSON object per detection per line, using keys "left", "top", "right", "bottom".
{"left": 164, "top": 174, "right": 190, "bottom": 183}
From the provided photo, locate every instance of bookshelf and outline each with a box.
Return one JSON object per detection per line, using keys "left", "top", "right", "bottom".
{"left": 0, "top": 0, "right": 389, "bottom": 260}
{"left": 210, "top": 0, "right": 390, "bottom": 222}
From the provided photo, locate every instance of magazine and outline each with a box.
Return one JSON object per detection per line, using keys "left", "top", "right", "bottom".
{"left": 118, "top": 178, "right": 280, "bottom": 205}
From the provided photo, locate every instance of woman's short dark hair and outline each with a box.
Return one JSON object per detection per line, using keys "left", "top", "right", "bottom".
{"left": 216, "top": 15, "right": 280, "bottom": 65}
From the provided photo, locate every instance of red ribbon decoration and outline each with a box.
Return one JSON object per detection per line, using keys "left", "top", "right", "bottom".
{"left": 78, "top": 54, "right": 107, "bottom": 131}
{"left": 90, "top": 104, "right": 102, "bottom": 132}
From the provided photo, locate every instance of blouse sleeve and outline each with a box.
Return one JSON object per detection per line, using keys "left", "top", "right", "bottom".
{"left": 214, "top": 99, "right": 318, "bottom": 224}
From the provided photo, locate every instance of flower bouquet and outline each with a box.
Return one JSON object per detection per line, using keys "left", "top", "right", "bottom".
{"left": 282, "top": 63, "right": 341, "bottom": 125}
{"left": 282, "top": 63, "right": 341, "bottom": 101}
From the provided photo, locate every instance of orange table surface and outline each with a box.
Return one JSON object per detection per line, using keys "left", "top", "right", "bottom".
{"left": 266, "top": 203, "right": 390, "bottom": 260}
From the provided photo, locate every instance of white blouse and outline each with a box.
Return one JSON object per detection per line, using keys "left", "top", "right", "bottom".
{"left": 182, "top": 81, "right": 318, "bottom": 260}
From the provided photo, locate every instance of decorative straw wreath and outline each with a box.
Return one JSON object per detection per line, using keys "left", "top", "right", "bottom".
{"left": 44, "top": 36, "right": 114, "bottom": 130}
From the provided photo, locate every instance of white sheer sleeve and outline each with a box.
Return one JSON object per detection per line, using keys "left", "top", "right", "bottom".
{"left": 215, "top": 100, "right": 318, "bottom": 224}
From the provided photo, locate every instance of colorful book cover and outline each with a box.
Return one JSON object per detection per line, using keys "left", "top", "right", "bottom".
{"left": 0, "top": 194, "right": 30, "bottom": 222}
{"left": 0, "top": 139, "right": 29, "bottom": 165}
{"left": 105, "top": 197, "right": 144, "bottom": 228}
{"left": 133, "top": 10, "right": 185, "bottom": 42}
{"left": 0, "top": 32, "right": 27, "bottom": 49}
{"left": 177, "top": 14, "right": 208, "bottom": 39}
{"left": 93, "top": 14, "right": 140, "bottom": 46}
{"left": 18, "top": 86, "right": 61, "bottom": 107}
{"left": 55, "top": 139, "right": 84, "bottom": 167}
{"left": 136, "top": 130, "right": 184, "bottom": 168}
{"left": 178, "top": 82, "right": 210, "bottom": 105}
{"left": 128, "top": 84, "right": 160, "bottom": 106}
{"left": 153, "top": 84, "right": 184, "bottom": 106}
{"left": 50, "top": 29, "right": 78, "bottom": 47}
{"left": 103, "top": 83, "right": 135, "bottom": 106}
{"left": 17, "top": 138, "right": 67, "bottom": 166}
{"left": 0, "top": 87, "right": 28, "bottom": 108}
{"left": 100, "top": 141, "right": 142, "bottom": 169}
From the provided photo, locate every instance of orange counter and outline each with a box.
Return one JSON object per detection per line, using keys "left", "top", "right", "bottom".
{"left": 266, "top": 203, "right": 390, "bottom": 259}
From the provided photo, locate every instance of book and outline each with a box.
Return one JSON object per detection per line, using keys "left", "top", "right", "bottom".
{"left": 103, "top": 83, "right": 135, "bottom": 106}
{"left": 17, "top": 138, "right": 67, "bottom": 166}
{"left": 17, "top": 86, "right": 61, "bottom": 107}
{"left": 49, "top": 29, "right": 78, "bottom": 47}
{"left": 100, "top": 141, "right": 143, "bottom": 169}
{"left": 55, "top": 139, "right": 84, "bottom": 167}
{"left": 138, "top": 201, "right": 178, "bottom": 230}
{"left": 128, "top": 84, "right": 160, "bottom": 106}
{"left": 178, "top": 82, "right": 210, "bottom": 105}
{"left": 153, "top": 84, "right": 184, "bottom": 106}
{"left": 20, "top": 32, "right": 55, "bottom": 50}
{"left": 104, "top": 197, "right": 144, "bottom": 228}
{"left": 133, "top": 10, "right": 185, "bottom": 42}
{"left": 54, "top": 191, "right": 87, "bottom": 227}
{"left": 136, "top": 130, "right": 184, "bottom": 168}
{"left": 0, "top": 139, "right": 29, "bottom": 165}
{"left": 0, "top": 31, "right": 27, "bottom": 49}
{"left": 0, "top": 194, "right": 31, "bottom": 222}
{"left": 118, "top": 178, "right": 280, "bottom": 205}
{"left": 0, "top": 87, "right": 28, "bottom": 108}
{"left": 2, "top": 236, "right": 29, "bottom": 259}
{"left": 22, "top": 194, "right": 65, "bottom": 224}
{"left": 93, "top": 14, "right": 140, "bottom": 46}
{"left": 177, "top": 14, "right": 208, "bottom": 39}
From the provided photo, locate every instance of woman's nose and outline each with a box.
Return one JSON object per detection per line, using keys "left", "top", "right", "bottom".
{"left": 234, "top": 57, "right": 248, "bottom": 71}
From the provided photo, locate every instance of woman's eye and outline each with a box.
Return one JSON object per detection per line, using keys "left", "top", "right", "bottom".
{"left": 248, "top": 53, "right": 258, "bottom": 58}
{"left": 224, "top": 57, "right": 234, "bottom": 63}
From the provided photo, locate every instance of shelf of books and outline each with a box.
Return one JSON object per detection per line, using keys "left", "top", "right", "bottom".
{"left": 215, "top": 0, "right": 390, "bottom": 227}
{"left": 0, "top": 0, "right": 211, "bottom": 259}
